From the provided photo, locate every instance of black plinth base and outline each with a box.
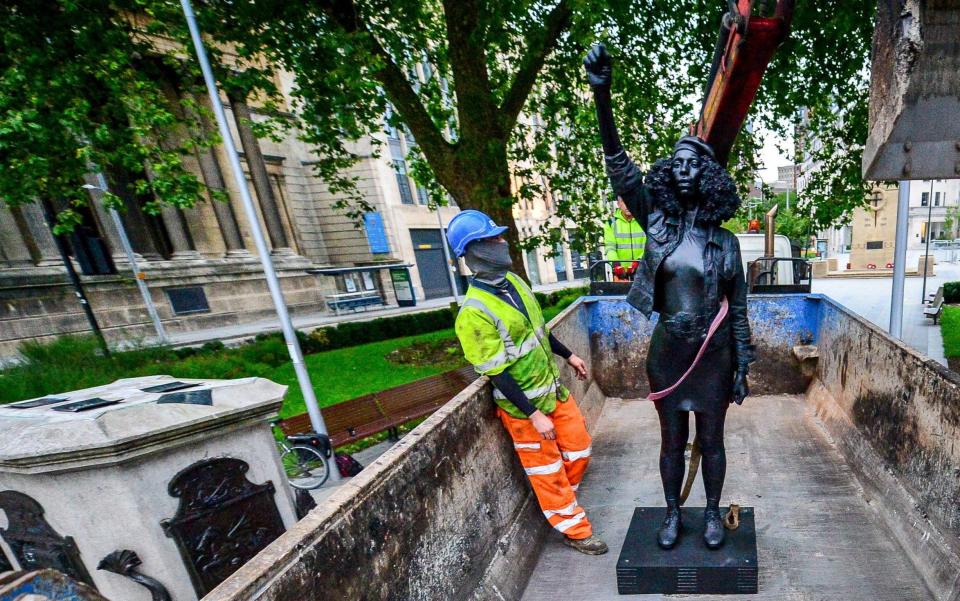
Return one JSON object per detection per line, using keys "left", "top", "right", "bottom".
{"left": 616, "top": 507, "right": 758, "bottom": 595}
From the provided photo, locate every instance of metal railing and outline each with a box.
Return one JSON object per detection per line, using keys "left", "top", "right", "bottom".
{"left": 590, "top": 257, "right": 813, "bottom": 296}
{"left": 747, "top": 257, "right": 812, "bottom": 294}
{"left": 588, "top": 260, "right": 636, "bottom": 296}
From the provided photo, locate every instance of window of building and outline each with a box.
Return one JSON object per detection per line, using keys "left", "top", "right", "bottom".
{"left": 394, "top": 159, "right": 414, "bottom": 204}
{"left": 921, "top": 192, "right": 929, "bottom": 206}
{"left": 866, "top": 241, "right": 883, "bottom": 250}
{"left": 416, "top": 184, "right": 429, "bottom": 205}
{"left": 935, "top": 192, "right": 941, "bottom": 206}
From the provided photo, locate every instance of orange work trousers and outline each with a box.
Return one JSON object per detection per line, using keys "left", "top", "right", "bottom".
{"left": 498, "top": 395, "right": 593, "bottom": 540}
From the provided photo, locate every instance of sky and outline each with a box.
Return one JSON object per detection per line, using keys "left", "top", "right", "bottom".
{"left": 757, "top": 127, "right": 793, "bottom": 184}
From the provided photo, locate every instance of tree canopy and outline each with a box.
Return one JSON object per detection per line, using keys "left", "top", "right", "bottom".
{"left": 1, "top": 0, "right": 877, "bottom": 271}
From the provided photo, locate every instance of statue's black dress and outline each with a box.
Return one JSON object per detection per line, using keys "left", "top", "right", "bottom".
{"left": 648, "top": 208, "right": 735, "bottom": 416}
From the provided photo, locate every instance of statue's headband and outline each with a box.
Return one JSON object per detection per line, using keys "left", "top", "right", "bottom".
{"left": 674, "top": 136, "right": 715, "bottom": 161}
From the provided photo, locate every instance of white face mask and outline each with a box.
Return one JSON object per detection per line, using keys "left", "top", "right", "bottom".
{"left": 465, "top": 239, "right": 512, "bottom": 285}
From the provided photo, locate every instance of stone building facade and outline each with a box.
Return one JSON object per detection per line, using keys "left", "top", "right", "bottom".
{"left": 0, "top": 66, "right": 584, "bottom": 358}
{"left": 906, "top": 179, "right": 960, "bottom": 249}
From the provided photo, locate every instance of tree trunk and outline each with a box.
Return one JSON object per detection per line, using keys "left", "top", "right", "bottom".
{"left": 438, "top": 142, "right": 530, "bottom": 283}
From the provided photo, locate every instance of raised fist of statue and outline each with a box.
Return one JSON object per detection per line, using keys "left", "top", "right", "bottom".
{"left": 583, "top": 43, "right": 612, "bottom": 88}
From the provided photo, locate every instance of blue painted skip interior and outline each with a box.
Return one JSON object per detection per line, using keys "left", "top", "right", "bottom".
{"left": 583, "top": 294, "right": 823, "bottom": 348}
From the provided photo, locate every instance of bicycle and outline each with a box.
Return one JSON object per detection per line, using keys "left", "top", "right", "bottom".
{"left": 272, "top": 421, "right": 332, "bottom": 490}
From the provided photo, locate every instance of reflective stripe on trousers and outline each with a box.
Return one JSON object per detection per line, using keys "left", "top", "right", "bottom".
{"left": 498, "top": 394, "right": 593, "bottom": 539}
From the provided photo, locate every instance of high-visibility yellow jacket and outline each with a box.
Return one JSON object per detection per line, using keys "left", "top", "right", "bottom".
{"left": 455, "top": 272, "right": 568, "bottom": 419}
{"left": 603, "top": 209, "right": 646, "bottom": 262}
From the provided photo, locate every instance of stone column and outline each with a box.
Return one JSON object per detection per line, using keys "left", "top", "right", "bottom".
{"left": 227, "top": 91, "right": 294, "bottom": 257}
{"left": 17, "top": 202, "right": 63, "bottom": 267}
{"left": 0, "top": 204, "right": 34, "bottom": 267}
{"left": 192, "top": 95, "right": 248, "bottom": 258}
{"left": 160, "top": 206, "right": 201, "bottom": 260}
{"left": 83, "top": 174, "right": 143, "bottom": 266}
{"left": 107, "top": 169, "right": 164, "bottom": 261}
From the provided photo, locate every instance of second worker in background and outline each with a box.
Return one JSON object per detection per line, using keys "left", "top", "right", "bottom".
{"left": 603, "top": 195, "right": 646, "bottom": 281}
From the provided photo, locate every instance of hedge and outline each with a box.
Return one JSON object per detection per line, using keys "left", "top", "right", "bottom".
{"left": 294, "top": 284, "right": 591, "bottom": 354}
{"left": 944, "top": 281, "right": 960, "bottom": 303}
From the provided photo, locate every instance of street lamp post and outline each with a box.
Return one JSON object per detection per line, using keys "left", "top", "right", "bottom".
{"left": 889, "top": 181, "right": 910, "bottom": 338}
{"left": 921, "top": 180, "right": 935, "bottom": 303}
{"left": 82, "top": 178, "right": 168, "bottom": 345}
{"left": 39, "top": 200, "right": 110, "bottom": 356}
{"left": 435, "top": 207, "right": 462, "bottom": 304}
{"left": 179, "top": 0, "right": 336, "bottom": 479}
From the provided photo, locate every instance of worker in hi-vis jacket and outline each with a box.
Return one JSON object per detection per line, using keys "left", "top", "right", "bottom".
{"left": 447, "top": 209, "right": 608, "bottom": 556}
{"left": 603, "top": 195, "right": 646, "bottom": 281}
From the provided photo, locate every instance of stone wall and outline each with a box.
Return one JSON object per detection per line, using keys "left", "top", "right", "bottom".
{"left": 0, "top": 261, "right": 332, "bottom": 358}
{"left": 202, "top": 300, "right": 605, "bottom": 601}
{"left": 808, "top": 296, "right": 960, "bottom": 600}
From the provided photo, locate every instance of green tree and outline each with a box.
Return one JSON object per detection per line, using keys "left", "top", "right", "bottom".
{"left": 2, "top": 0, "right": 878, "bottom": 277}
{"left": 195, "top": 0, "right": 876, "bottom": 276}
{"left": 0, "top": 2, "right": 199, "bottom": 229}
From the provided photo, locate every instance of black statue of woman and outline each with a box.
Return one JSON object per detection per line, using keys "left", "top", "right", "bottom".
{"left": 584, "top": 44, "right": 754, "bottom": 550}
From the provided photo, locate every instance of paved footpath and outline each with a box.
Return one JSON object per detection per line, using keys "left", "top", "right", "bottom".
{"left": 812, "top": 259, "right": 955, "bottom": 366}
{"left": 169, "top": 278, "right": 588, "bottom": 348}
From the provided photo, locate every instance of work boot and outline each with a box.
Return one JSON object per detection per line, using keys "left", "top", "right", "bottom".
{"left": 564, "top": 534, "right": 609, "bottom": 555}
{"left": 703, "top": 506, "right": 725, "bottom": 549}
{"left": 657, "top": 506, "right": 682, "bottom": 549}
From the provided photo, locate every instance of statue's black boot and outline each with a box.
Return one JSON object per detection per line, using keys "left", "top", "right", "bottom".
{"left": 657, "top": 504, "right": 682, "bottom": 549}
{"left": 703, "top": 504, "right": 725, "bottom": 550}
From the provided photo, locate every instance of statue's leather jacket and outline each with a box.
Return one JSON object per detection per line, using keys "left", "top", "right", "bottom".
{"left": 606, "top": 150, "right": 755, "bottom": 372}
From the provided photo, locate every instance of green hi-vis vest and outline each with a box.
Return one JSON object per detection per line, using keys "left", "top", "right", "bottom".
{"left": 603, "top": 208, "right": 646, "bottom": 262}
{"left": 455, "top": 273, "right": 569, "bottom": 419}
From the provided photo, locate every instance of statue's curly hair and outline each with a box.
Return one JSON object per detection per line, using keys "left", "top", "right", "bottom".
{"left": 643, "top": 155, "right": 741, "bottom": 225}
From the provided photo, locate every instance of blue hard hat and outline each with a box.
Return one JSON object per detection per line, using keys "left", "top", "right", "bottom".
{"left": 446, "top": 210, "right": 508, "bottom": 257}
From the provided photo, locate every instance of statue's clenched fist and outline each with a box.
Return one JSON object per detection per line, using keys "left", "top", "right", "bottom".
{"left": 583, "top": 43, "right": 612, "bottom": 88}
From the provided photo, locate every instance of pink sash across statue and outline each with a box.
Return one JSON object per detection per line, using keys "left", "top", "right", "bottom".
{"left": 645, "top": 297, "right": 730, "bottom": 402}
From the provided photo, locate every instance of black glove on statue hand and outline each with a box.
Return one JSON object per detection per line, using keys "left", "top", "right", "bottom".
{"left": 583, "top": 43, "right": 612, "bottom": 88}
{"left": 731, "top": 370, "right": 749, "bottom": 405}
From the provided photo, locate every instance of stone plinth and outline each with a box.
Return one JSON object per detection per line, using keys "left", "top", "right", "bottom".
{"left": 811, "top": 260, "right": 829, "bottom": 278}
{"left": 0, "top": 376, "right": 296, "bottom": 601}
{"left": 919, "top": 254, "right": 935, "bottom": 277}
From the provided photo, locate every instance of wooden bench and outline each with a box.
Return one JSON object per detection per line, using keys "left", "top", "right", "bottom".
{"left": 374, "top": 367, "right": 479, "bottom": 427}
{"left": 279, "top": 366, "right": 479, "bottom": 448}
{"left": 279, "top": 394, "right": 396, "bottom": 448}
{"left": 924, "top": 286, "right": 945, "bottom": 324}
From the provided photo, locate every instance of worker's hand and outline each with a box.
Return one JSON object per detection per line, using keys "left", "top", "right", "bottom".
{"left": 583, "top": 43, "right": 612, "bottom": 88}
{"left": 530, "top": 410, "right": 557, "bottom": 440}
{"left": 613, "top": 264, "right": 626, "bottom": 278}
{"left": 567, "top": 354, "right": 588, "bottom": 381}
{"left": 731, "top": 369, "right": 749, "bottom": 405}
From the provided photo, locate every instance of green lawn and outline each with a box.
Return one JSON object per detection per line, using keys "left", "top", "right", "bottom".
{"left": 270, "top": 328, "right": 464, "bottom": 418}
{"left": 940, "top": 305, "right": 960, "bottom": 358}
{"left": 0, "top": 286, "right": 586, "bottom": 419}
